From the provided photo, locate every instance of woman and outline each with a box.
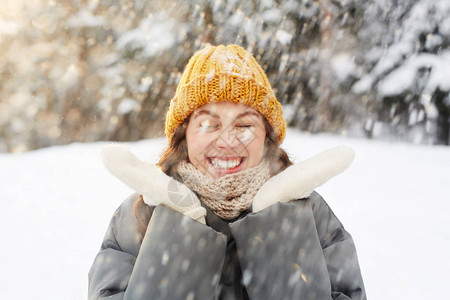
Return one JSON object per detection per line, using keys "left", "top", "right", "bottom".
{"left": 88, "top": 44, "right": 366, "bottom": 300}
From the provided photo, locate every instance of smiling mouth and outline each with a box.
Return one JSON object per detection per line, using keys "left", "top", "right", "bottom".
{"left": 208, "top": 157, "right": 244, "bottom": 170}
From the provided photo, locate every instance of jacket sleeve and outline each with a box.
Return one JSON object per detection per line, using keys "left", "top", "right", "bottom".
{"left": 88, "top": 194, "right": 227, "bottom": 300}
{"left": 229, "top": 192, "right": 366, "bottom": 300}
{"left": 309, "top": 192, "right": 366, "bottom": 300}
{"left": 88, "top": 194, "right": 143, "bottom": 300}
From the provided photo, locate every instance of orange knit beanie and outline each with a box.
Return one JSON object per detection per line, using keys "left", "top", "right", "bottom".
{"left": 165, "top": 44, "right": 286, "bottom": 144}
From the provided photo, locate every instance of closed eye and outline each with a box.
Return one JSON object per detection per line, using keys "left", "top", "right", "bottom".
{"left": 199, "top": 120, "right": 219, "bottom": 131}
{"left": 236, "top": 124, "right": 254, "bottom": 130}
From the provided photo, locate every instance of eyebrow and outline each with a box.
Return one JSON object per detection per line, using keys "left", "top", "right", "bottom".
{"left": 192, "top": 109, "right": 219, "bottom": 119}
{"left": 191, "top": 109, "right": 261, "bottom": 120}
{"left": 235, "top": 111, "right": 261, "bottom": 120}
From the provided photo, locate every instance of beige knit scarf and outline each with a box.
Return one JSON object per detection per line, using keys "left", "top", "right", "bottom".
{"left": 177, "top": 161, "right": 272, "bottom": 219}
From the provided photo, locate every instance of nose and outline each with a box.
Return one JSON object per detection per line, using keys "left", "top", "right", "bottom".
{"left": 215, "top": 127, "right": 241, "bottom": 149}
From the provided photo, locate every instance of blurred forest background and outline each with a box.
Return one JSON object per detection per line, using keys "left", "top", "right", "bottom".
{"left": 1, "top": 0, "right": 450, "bottom": 153}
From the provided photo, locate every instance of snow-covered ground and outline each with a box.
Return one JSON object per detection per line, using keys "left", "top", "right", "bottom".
{"left": 1, "top": 129, "right": 449, "bottom": 299}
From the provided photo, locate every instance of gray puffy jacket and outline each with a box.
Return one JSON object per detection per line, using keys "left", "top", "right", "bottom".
{"left": 88, "top": 191, "right": 366, "bottom": 299}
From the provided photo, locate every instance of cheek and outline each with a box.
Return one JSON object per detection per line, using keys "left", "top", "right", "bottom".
{"left": 247, "top": 134, "right": 266, "bottom": 162}
{"left": 186, "top": 130, "right": 210, "bottom": 163}
{"left": 188, "top": 143, "right": 203, "bottom": 159}
{"left": 185, "top": 128, "right": 196, "bottom": 160}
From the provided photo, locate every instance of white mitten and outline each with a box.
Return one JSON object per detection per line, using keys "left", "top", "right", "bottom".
{"left": 101, "top": 144, "right": 207, "bottom": 224}
{"left": 252, "top": 146, "right": 355, "bottom": 212}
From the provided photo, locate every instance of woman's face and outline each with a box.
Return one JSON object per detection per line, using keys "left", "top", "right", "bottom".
{"left": 186, "top": 102, "right": 266, "bottom": 178}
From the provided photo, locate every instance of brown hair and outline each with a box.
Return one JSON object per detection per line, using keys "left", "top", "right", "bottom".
{"left": 133, "top": 116, "right": 293, "bottom": 234}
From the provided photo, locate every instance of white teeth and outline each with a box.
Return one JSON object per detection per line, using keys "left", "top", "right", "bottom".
{"left": 210, "top": 158, "right": 242, "bottom": 169}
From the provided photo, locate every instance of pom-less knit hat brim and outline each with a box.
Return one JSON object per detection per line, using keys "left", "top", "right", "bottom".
{"left": 165, "top": 44, "right": 286, "bottom": 144}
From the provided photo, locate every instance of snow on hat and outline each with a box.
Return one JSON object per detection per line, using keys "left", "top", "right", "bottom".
{"left": 164, "top": 44, "right": 286, "bottom": 144}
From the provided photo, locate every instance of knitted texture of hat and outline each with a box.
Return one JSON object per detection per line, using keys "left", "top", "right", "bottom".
{"left": 165, "top": 44, "right": 286, "bottom": 144}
